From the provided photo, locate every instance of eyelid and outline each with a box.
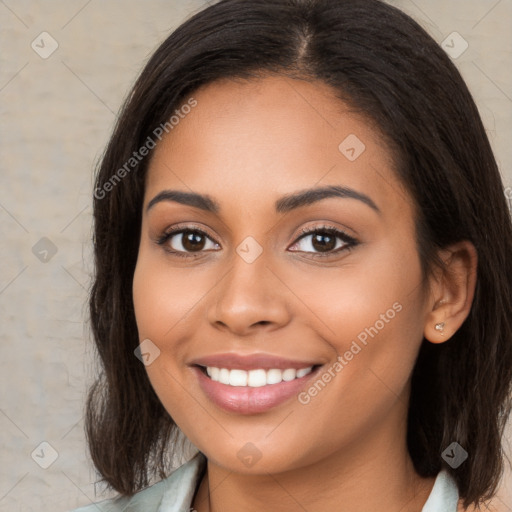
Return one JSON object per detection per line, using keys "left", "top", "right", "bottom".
{"left": 157, "top": 223, "right": 218, "bottom": 243}
{"left": 155, "top": 223, "right": 220, "bottom": 258}
{"left": 287, "top": 224, "right": 358, "bottom": 255}
{"left": 293, "top": 223, "right": 357, "bottom": 242}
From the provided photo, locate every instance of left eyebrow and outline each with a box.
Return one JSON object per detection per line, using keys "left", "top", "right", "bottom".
{"left": 275, "top": 185, "right": 380, "bottom": 214}
{"left": 145, "top": 185, "right": 380, "bottom": 215}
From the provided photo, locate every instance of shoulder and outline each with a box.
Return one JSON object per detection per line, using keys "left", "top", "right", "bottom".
{"left": 69, "top": 452, "right": 206, "bottom": 512}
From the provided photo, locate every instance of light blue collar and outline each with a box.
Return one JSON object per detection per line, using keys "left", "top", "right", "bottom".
{"left": 158, "top": 452, "right": 206, "bottom": 512}
{"left": 421, "top": 470, "right": 459, "bottom": 512}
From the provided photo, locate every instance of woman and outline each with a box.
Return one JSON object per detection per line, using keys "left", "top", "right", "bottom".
{"left": 73, "top": 0, "right": 512, "bottom": 510}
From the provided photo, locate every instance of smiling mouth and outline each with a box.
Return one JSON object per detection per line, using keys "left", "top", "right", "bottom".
{"left": 192, "top": 361, "right": 323, "bottom": 414}
{"left": 197, "top": 365, "right": 318, "bottom": 387}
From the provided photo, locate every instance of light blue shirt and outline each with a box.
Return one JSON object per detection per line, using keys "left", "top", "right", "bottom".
{"left": 71, "top": 452, "right": 459, "bottom": 511}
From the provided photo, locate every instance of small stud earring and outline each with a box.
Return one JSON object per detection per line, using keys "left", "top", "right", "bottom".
{"left": 435, "top": 322, "right": 445, "bottom": 333}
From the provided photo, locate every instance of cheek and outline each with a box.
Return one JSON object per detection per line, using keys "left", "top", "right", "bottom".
{"left": 279, "top": 241, "right": 425, "bottom": 393}
{"left": 132, "top": 247, "right": 225, "bottom": 422}
{"left": 132, "top": 246, "right": 213, "bottom": 343}
{"left": 132, "top": 254, "right": 198, "bottom": 428}
{"left": 279, "top": 255, "right": 425, "bottom": 456}
{"left": 283, "top": 240, "right": 421, "bottom": 333}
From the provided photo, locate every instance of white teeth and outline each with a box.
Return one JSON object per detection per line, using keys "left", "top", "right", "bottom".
{"left": 266, "top": 368, "right": 283, "bottom": 385}
{"left": 204, "top": 366, "right": 313, "bottom": 386}
{"left": 248, "top": 369, "right": 267, "bottom": 387}
{"left": 282, "top": 368, "right": 297, "bottom": 381}
{"left": 219, "top": 368, "right": 230, "bottom": 385}
{"left": 229, "top": 369, "right": 248, "bottom": 387}
{"left": 296, "top": 367, "right": 311, "bottom": 378}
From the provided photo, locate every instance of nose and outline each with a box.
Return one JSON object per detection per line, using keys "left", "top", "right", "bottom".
{"left": 207, "top": 253, "right": 291, "bottom": 336}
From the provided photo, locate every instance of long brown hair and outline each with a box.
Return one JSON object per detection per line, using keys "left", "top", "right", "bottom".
{"left": 86, "top": 0, "right": 512, "bottom": 507}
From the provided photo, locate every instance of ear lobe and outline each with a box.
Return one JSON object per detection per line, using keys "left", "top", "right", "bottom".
{"left": 424, "top": 241, "right": 478, "bottom": 344}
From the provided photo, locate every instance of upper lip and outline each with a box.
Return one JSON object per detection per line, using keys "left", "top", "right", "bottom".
{"left": 189, "top": 353, "right": 322, "bottom": 371}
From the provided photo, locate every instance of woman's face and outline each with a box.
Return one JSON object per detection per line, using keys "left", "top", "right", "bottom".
{"left": 133, "top": 75, "right": 430, "bottom": 474}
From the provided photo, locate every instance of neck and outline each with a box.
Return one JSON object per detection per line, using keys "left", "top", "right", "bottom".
{"left": 193, "top": 397, "right": 435, "bottom": 512}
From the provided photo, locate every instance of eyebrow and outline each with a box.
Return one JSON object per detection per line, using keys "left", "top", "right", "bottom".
{"left": 146, "top": 185, "right": 380, "bottom": 215}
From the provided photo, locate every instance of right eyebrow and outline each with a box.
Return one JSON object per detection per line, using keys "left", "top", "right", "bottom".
{"left": 146, "top": 189, "right": 220, "bottom": 214}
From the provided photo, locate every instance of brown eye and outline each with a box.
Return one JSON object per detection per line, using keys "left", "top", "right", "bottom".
{"left": 310, "top": 232, "right": 337, "bottom": 252}
{"left": 160, "top": 228, "right": 219, "bottom": 255}
{"left": 289, "top": 227, "right": 357, "bottom": 256}
{"left": 181, "top": 231, "right": 207, "bottom": 252}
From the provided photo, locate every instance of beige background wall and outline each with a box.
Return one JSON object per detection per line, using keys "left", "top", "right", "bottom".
{"left": 0, "top": 1, "right": 511, "bottom": 511}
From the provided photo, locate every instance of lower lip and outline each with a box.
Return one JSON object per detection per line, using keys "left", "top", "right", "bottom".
{"left": 193, "top": 366, "right": 320, "bottom": 414}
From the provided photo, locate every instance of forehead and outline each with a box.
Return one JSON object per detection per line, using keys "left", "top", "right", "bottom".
{"left": 144, "top": 75, "right": 410, "bottom": 221}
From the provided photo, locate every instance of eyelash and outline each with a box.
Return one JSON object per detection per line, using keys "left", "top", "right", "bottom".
{"left": 293, "top": 225, "right": 358, "bottom": 258}
{"left": 156, "top": 224, "right": 358, "bottom": 259}
{"left": 156, "top": 224, "right": 218, "bottom": 259}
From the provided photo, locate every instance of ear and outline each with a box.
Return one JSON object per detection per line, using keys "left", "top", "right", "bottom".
{"left": 424, "top": 240, "right": 478, "bottom": 344}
